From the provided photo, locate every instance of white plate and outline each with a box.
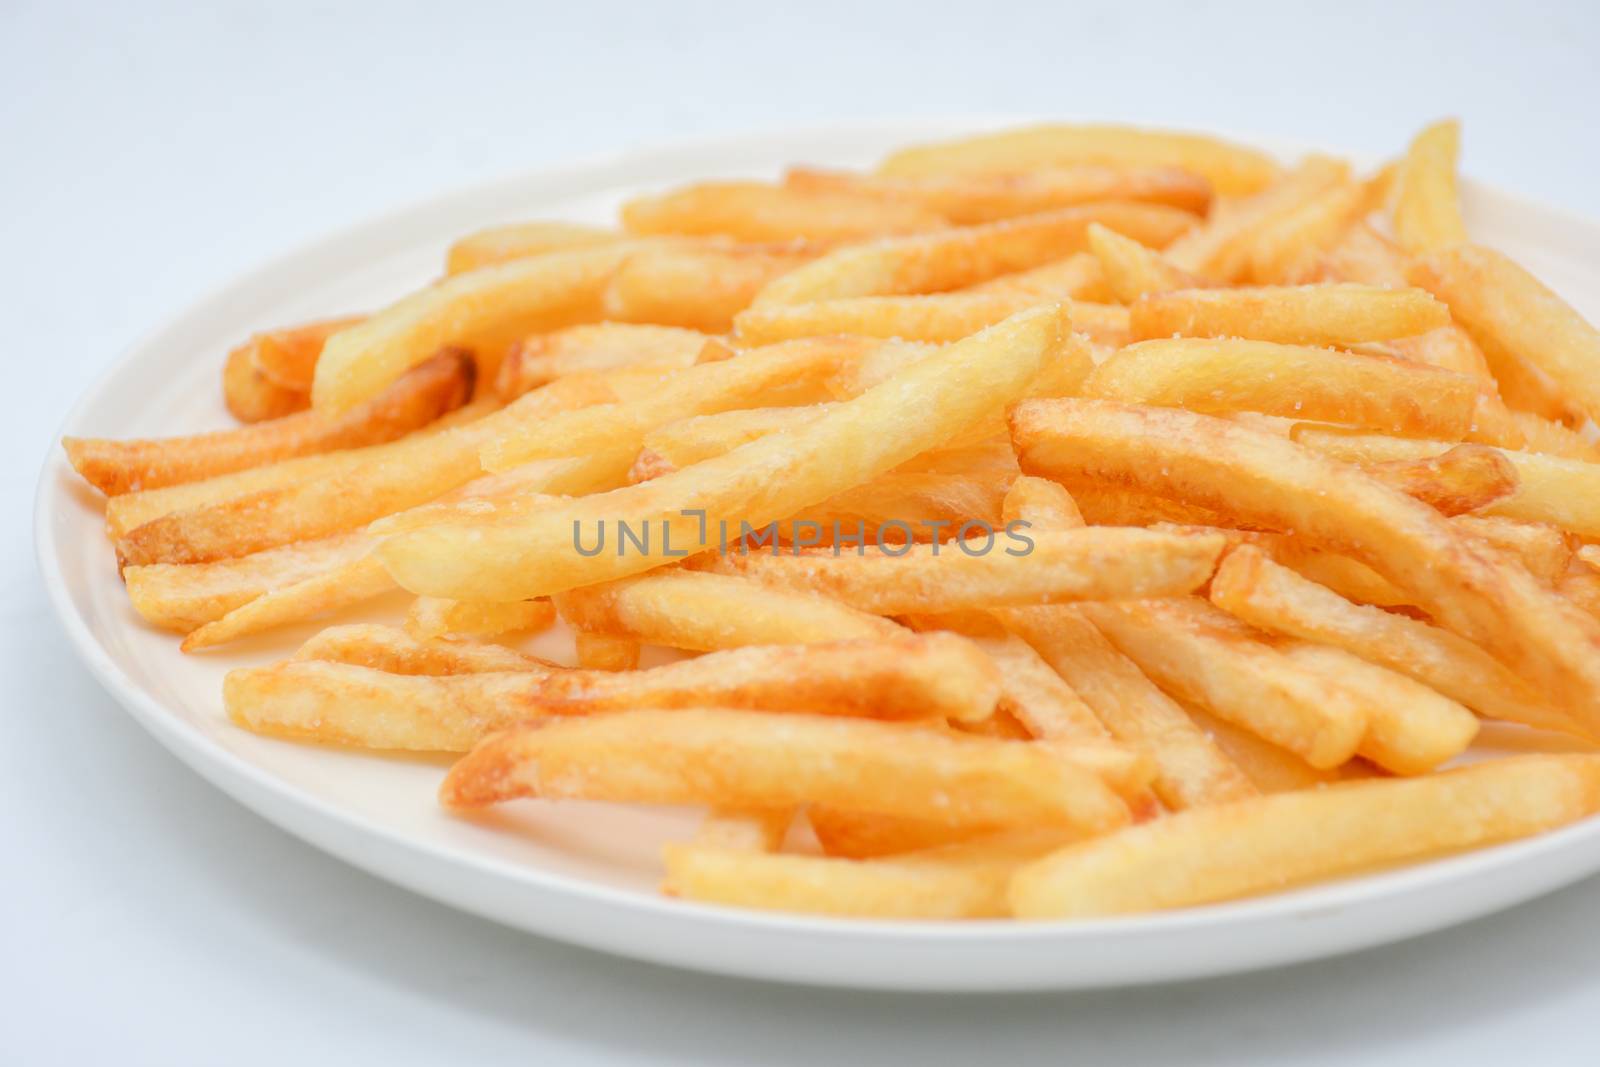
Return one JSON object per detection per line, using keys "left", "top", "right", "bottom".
{"left": 35, "top": 121, "right": 1600, "bottom": 992}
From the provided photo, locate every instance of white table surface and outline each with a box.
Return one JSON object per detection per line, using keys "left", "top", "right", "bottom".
{"left": 7, "top": 1, "right": 1600, "bottom": 1062}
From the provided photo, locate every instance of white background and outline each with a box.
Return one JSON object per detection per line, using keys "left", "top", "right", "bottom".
{"left": 7, "top": 1, "right": 1600, "bottom": 1063}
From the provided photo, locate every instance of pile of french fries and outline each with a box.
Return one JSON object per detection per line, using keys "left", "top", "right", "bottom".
{"left": 64, "top": 121, "right": 1600, "bottom": 921}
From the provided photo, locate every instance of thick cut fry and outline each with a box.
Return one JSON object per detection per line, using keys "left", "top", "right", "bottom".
{"left": 1010, "top": 755, "right": 1600, "bottom": 918}
{"left": 482, "top": 335, "right": 858, "bottom": 473}
{"left": 999, "top": 604, "right": 1257, "bottom": 810}
{"left": 1414, "top": 244, "right": 1600, "bottom": 427}
{"left": 1292, "top": 428, "right": 1600, "bottom": 539}
{"left": 125, "top": 532, "right": 377, "bottom": 633}
{"left": 223, "top": 341, "right": 306, "bottom": 422}
{"left": 1210, "top": 545, "right": 1582, "bottom": 735}
{"left": 556, "top": 569, "right": 901, "bottom": 651}
{"left": 1017, "top": 401, "right": 1600, "bottom": 717}
{"left": 752, "top": 204, "right": 1195, "bottom": 308}
{"left": 1086, "top": 222, "right": 1201, "bottom": 302}
{"left": 292, "top": 623, "right": 549, "bottom": 675}
{"left": 66, "top": 350, "right": 473, "bottom": 495}
{"left": 877, "top": 124, "right": 1279, "bottom": 196}
{"left": 227, "top": 633, "right": 1005, "bottom": 750}
{"left": 966, "top": 252, "right": 1109, "bottom": 302}
{"left": 1129, "top": 285, "right": 1448, "bottom": 347}
{"left": 445, "top": 222, "right": 621, "bottom": 275}
{"left": 622, "top": 181, "right": 946, "bottom": 242}
{"left": 694, "top": 528, "right": 1225, "bottom": 614}
{"left": 602, "top": 243, "right": 814, "bottom": 333}
{"left": 787, "top": 165, "right": 1212, "bottom": 223}
{"left": 1082, "top": 598, "right": 1368, "bottom": 769}
{"left": 1165, "top": 156, "right": 1349, "bottom": 280}
{"left": 1394, "top": 120, "right": 1468, "bottom": 255}
{"left": 440, "top": 709, "right": 1134, "bottom": 833}
{"left": 495, "top": 323, "right": 710, "bottom": 399}
{"left": 1085, "top": 338, "right": 1480, "bottom": 439}
{"left": 573, "top": 631, "right": 642, "bottom": 671}
{"left": 735, "top": 292, "right": 1128, "bottom": 347}
{"left": 247, "top": 316, "right": 367, "bottom": 392}
{"left": 403, "top": 596, "right": 555, "bottom": 640}
{"left": 380, "top": 306, "right": 1072, "bottom": 600}
{"left": 312, "top": 244, "right": 633, "bottom": 413}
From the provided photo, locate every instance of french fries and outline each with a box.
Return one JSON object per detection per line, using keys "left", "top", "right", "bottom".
{"left": 65, "top": 120, "right": 1600, "bottom": 923}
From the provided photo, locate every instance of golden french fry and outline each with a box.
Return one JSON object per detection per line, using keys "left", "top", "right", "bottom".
{"left": 631, "top": 406, "right": 831, "bottom": 480}
{"left": 444, "top": 222, "right": 622, "bottom": 275}
{"left": 227, "top": 633, "right": 1005, "bottom": 750}
{"left": 1086, "top": 222, "right": 1201, "bottom": 302}
{"left": 223, "top": 341, "right": 307, "bottom": 422}
{"left": 1082, "top": 598, "right": 1368, "bottom": 769}
{"left": 247, "top": 316, "right": 368, "bottom": 392}
{"left": 1394, "top": 119, "right": 1468, "bottom": 255}
{"left": 1361, "top": 444, "right": 1518, "bottom": 517}
{"left": 752, "top": 204, "right": 1195, "bottom": 308}
{"left": 1084, "top": 338, "right": 1479, "bottom": 438}
{"left": 622, "top": 181, "right": 946, "bottom": 242}
{"left": 787, "top": 165, "right": 1212, "bottom": 222}
{"left": 403, "top": 596, "right": 554, "bottom": 641}
{"left": 877, "top": 124, "right": 1279, "bottom": 196}
{"left": 380, "top": 305, "right": 1072, "bottom": 600}
{"left": 807, "top": 807, "right": 990, "bottom": 859}
{"left": 1210, "top": 545, "right": 1582, "bottom": 736}
{"left": 965, "top": 252, "right": 1110, "bottom": 302}
{"left": 292, "top": 623, "right": 551, "bottom": 675}
{"left": 734, "top": 292, "right": 1129, "bottom": 347}
{"left": 312, "top": 244, "right": 634, "bottom": 414}
{"left": 602, "top": 243, "right": 815, "bottom": 333}
{"left": 694, "top": 528, "right": 1225, "bottom": 614}
{"left": 1291, "top": 427, "right": 1600, "bottom": 539}
{"left": 999, "top": 604, "right": 1258, "bottom": 809}
{"left": 66, "top": 350, "right": 472, "bottom": 495}
{"left": 1129, "top": 285, "right": 1448, "bottom": 347}
{"left": 1451, "top": 515, "right": 1574, "bottom": 584}
{"left": 125, "top": 531, "right": 377, "bottom": 633}
{"left": 1165, "top": 156, "right": 1349, "bottom": 280}
{"left": 1180, "top": 703, "right": 1336, "bottom": 793}
{"left": 555, "top": 569, "right": 902, "bottom": 651}
{"left": 1414, "top": 244, "right": 1600, "bottom": 428}
{"left": 999, "top": 473, "right": 1083, "bottom": 528}
{"left": 1247, "top": 180, "right": 1368, "bottom": 283}
{"left": 1509, "top": 411, "right": 1600, "bottom": 463}
{"left": 1010, "top": 755, "right": 1600, "bottom": 917}
{"left": 181, "top": 554, "right": 396, "bottom": 652}
{"left": 1011, "top": 399, "right": 1600, "bottom": 718}
{"left": 495, "top": 323, "right": 710, "bottom": 399}
{"left": 573, "top": 631, "right": 642, "bottom": 671}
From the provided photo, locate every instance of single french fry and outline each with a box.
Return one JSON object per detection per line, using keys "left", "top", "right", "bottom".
{"left": 181, "top": 554, "right": 397, "bottom": 652}
{"left": 751, "top": 204, "right": 1195, "bottom": 308}
{"left": 124, "top": 531, "right": 377, "bottom": 633}
{"left": 380, "top": 305, "right": 1073, "bottom": 601}
{"left": 1085, "top": 338, "right": 1480, "bottom": 438}
{"left": 403, "top": 596, "right": 555, "bottom": 641}
{"left": 1414, "top": 244, "right": 1600, "bottom": 428}
{"left": 999, "top": 604, "right": 1258, "bottom": 809}
{"left": 693, "top": 527, "right": 1225, "bottom": 614}
{"left": 876, "top": 124, "right": 1279, "bottom": 196}
{"left": 227, "top": 633, "right": 1005, "bottom": 750}
{"left": 1180, "top": 703, "right": 1336, "bottom": 793}
{"left": 1010, "top": 755, "right": 1600, "bottom": 918}
{"left": 1210, "top": 545, "right": 1583, "bottom": 736}
{"left": 1082, "top": 598, "right": 1368, "bottom": 769}
{"left": 247, "top": 316, "right": 368, "bottom": 392}
{"left": 445, "top": 222, "right": 622, "bottom": 275}
{"left": 691, "top": 808, "right": 793, "bottom": 852}
{"left": 292, "top": 623, "right": 551, "bottom": 675}
{"left": 1164, "top": 156, "right": 1349, "bottom": 280}
{"left": 573, "top": 632, "right": 642, "bottom": 672}
{"left": 440, "top": 709, "right": 1135, "bottom": 834}
{"left": 602, "top": 243, "right": 815, "bottom": 333}
{"left": 1361, "top": 444, "right": 1518, "bottom": 517}
{"left": 65, "top": 350, "right": 473, "bottom": 495}
{"left": 622, "top": 181, "right": 946, "bottom": 242}
{"left": 734, "top": 291, "right": 1128, "bottom": 347}
{"left": 1012, "top": 399, "right": 1600, "bottom": 719}
{"left": 1086, "top": 222, "right": 1202, "bottom": 303}
{"left": 965, "top": 252, "right": 1110, "bottom": 302}
{"left": 807, "top": 807, "right": 990, "bottom": 858}
{"left": 1291, "top": 427, "right": 1600, "bottom": 539}
{"left": 1128, "top": 285, "right": 1449, "bottom": 347}
{"left": 555, "top": 569, "right": 902, "bottom": 651}
{"left": 495, "top": 323, "right": 710, "bottom": 398}
{"left": 1394, "top": 119, "right": 1468, "bottom": 255}
{"left": 312, "top": 244, "right": 634, "bottom": 414}
{"left": 787, "top": 165, "right": 1213, "bottom": 222}
{"left": 223, "top": 341, "right": 307, "bottom": 422}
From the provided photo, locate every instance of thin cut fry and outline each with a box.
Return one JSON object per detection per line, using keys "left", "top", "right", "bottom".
{"left": 1128, "top": 285, "right": 1449, "bottom": 347}
{"left": 734, "top": 292, "right": 1128, "bottom": 347}
{"left": 1394, "top": 120, "right": 1468, "bottom": 255}
{"left": 445, "top": 222, "right": 621, "bottom": 275}
{"left": 292, "top": 623, "right": 550, "bottom": 675}
{"left": 602, "top": 243, "right": 815, "bottom": 333}
{"left": 1086, "top": 222, "right": 1201, "bottom": 303}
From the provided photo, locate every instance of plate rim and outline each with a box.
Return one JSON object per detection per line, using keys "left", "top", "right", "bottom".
{"left": 35, "top": 118, "right": 1600, "bottom": 989}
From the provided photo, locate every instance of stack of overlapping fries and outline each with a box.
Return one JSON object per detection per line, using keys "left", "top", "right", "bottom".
{"left": 63, "top": 120, "right": 1600, "bottom": 919}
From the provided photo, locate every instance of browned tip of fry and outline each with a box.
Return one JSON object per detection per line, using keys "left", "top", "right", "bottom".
{"left": 1365, "top": 443, "right": 1517, "bottom": 516}
{"left": 439, "top": 726, "right": 535, "bottom": 809}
